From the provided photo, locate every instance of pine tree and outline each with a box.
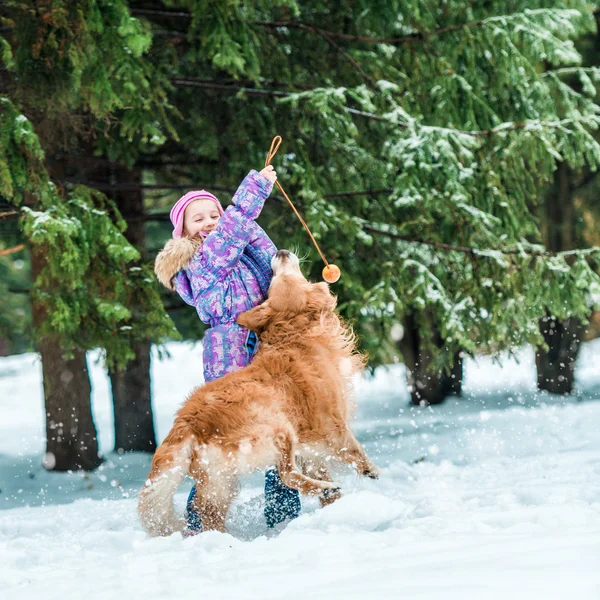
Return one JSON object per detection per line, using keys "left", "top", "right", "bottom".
{"left": 133, "top": 1, "right": 600, "bottom": 403}
{"left": 535, "top": 13, "right": 600, "bottom": 394}
{"left": 0, "top": 1, "right": 175, "bottom": 469}
{"left": 3, "top": 0, "right": 600, "bottom": 439}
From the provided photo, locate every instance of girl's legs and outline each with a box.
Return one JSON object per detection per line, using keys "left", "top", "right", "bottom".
{"left": 185, "top": 485, "right": 202, "bottom": 534}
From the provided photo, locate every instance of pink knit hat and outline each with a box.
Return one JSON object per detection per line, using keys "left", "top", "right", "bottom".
{"left": 170, "top": 190, "right": 224, "bottom": 238}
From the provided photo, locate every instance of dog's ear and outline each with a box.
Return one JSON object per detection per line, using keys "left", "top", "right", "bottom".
{"left": 237, "top": 301, "right": 274, "bottom": 331}
{"left": 307, "top": 282, "right": 337, "bottom": 312}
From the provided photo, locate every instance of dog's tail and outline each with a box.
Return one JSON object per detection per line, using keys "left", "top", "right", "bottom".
{"left": 138, "top": 420, "right": 194, "bottom": 537}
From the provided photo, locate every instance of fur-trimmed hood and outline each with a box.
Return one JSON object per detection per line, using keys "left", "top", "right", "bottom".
{"left": 154, "top": 237, "right": 202, "bottom": 291}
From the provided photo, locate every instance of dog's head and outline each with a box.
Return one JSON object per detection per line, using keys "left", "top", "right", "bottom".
{"left": 237, "top": 250, "right": 337, "bottom": 333}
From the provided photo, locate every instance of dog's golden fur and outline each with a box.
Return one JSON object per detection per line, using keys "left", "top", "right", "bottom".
{"left": 138, "top": 251, "right": 378, "bottom": 536}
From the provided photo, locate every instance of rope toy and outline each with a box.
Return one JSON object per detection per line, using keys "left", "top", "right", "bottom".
{"left": 265, "top": 136, "right": 341, "bottom": 284}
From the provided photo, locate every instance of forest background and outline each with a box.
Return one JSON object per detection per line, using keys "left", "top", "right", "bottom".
{"left": 1, "top": 0, "right": 600, "bottom": 471}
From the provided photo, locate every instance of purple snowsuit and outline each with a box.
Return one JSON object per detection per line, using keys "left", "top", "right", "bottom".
{"left": 172, "top": 170, "right": 276, "bottom": 382}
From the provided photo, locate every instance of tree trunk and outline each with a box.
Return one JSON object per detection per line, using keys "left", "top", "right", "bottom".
{"left": 30, "top": 247, "right": 102, "bottom": 471}
{"left": 109, "top": 340, "right": 155, "bottom": 452}
{"left": 536, "top": 316, "right": 584, "bottom": 395}
{"left": 107, "top": 165, "right": 156, "bottom": 452}
{"left": 536, "top": 162, "right": 583, "bottom": 394}
{"left": 441, "top": 352, "right": 464, "bottom": 397}
{"left": 398, "top": 312, "right": 463, "bottom": 405}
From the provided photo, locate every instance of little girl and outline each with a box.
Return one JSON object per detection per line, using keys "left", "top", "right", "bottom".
{"left": 154, "top": 166, "right": 301, "bottom": 533}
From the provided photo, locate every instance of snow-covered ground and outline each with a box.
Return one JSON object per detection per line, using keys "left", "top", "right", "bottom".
{"left": 1, "top": 341, "right": 599, "bottom": 599}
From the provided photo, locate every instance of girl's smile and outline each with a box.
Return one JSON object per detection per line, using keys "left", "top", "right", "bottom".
{"left": 183, "top": 199, "right": 221, "bottom": 237}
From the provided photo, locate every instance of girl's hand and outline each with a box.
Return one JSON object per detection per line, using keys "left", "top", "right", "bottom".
{"left": 259, "top": 165, "right": 277, "bottom": 183}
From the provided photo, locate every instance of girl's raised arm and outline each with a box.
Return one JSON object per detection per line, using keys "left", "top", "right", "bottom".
{"left": 186, "top": 170, "right": 273, "bottom": 294}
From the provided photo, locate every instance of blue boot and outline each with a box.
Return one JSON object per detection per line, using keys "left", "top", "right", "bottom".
{"left": 185, "top": 485, "right": 202, "bottom": 534}
{"left": 264, "top": 468, "right": 301, "bottom": 528}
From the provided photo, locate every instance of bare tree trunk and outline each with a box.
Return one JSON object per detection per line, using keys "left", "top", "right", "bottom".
{"left": 398, "top": 312, "right": 463, "bottom": 405}
{"left": 107, "top": 165, "right": 156, "bottom": 452}
{"left": 536, "top": 316, "right": 584, "bottom": 395}
{"left": 441, "top": 353, "right": 464, "bottom": 397}
{"left": 110, "top": 340, "right": 155, "bottom": 452}
{"left": 536, "top": 162, "right": 583, "bottom": 394}
{"left": 30, "top": 246, "right": 102, "bottom": 471}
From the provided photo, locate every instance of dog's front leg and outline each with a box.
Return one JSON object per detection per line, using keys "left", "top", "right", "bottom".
{"left": 314, "top": 466, "right": 342, "bottom": 507}
{"left": 274, "top": 428, "right": 341, "bottom": 497}
{"left": 335, "top": 430, "right": 380, "bottom": 480}
{"left": 302, "top": 461, "right": 342, "bottom": 507}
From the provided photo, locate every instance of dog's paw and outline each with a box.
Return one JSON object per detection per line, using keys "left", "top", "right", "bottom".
{"left": 321, "top": 486, "right": 341, "bottom": 498}
{"left": 320, "top": 486, "right": 342, "bottom": 507}
{"left": 362, "top": 465, "right": 380, "bottom": 480}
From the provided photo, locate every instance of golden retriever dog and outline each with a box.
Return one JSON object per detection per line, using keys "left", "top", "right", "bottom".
{"left": 138, "top": 250, "right": 379, "bottom": 536}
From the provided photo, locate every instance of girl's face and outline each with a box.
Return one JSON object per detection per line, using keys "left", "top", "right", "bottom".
{"left": 183, "top": 199, "right": 221, "bottom": 238}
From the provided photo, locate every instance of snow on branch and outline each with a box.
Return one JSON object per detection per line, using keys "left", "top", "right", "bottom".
{"left": 255, "top": 8, "right": 585, "bottom": 46}
{"left": 171, "top": 78, "right": 600, "bottom": 139}
{"left": 362, "top": 224, "right": 600, "bottom": 260}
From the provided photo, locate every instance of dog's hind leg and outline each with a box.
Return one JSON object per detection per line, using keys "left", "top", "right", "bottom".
{"left": 274, "top": 429, "right": 340, "bottom": 497}
{"left": 138, "top": 421, "right": 193, "bottom": 537}
{"left": 188, "top": 454, "right": 238, "bottom": 533}
{"left": 335, "top": 429, "right": 380, "bottom": 479}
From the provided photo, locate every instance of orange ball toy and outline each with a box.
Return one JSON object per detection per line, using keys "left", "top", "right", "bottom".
{"left": 264, "top": 137, "right": 340, "bottom": 285}
{"left": 322, "top": 264, "right": 341, "bottom": 284}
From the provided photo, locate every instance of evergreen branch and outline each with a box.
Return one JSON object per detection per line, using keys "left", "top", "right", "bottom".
{"left": 298, "top": 23, "right": 374, "bottom": 86}
{"left": 170, "top": 77, "right": 326, "bottom": 102}
{"left": 420, "top": 117, "right": 578, "bottom": 137}
{"left": 9, "top": 182, "right": 597, "bottom": 261}
{"left": 323, "top": 188, "right": 393, "bottom": 198}
{"left": 256, "top": 9, "right": 582, "bottom": 45}
{"left": 130, "top": 7, "right": 470, "bottom": 44}
{"left": 171, "top": 78, "right": 388, "bottom": 120}
{"left": 61, "top": 180, "right": 392, "bottom": 199}
{"left": 56, "top": 198, "right": 597, "bottom": 262}
{"left": 171, "top": 77, "right": 598, "bottom": 134}
{"left": 172, "top": 78, "right": 290, "bottom": 97}
{"left": 410, "top": 114, "right": 600, "bottom": 138}
{"left": 58, "top": 149, "right": 222, "bottom": 168}
{"left": 61, "top": 181, "right": 237, "bottom": 193}
{"left": 255, "top": 18, "right": 486, "bottom": 44}
{"left": 174, "top": 76, "right": 316, "bottom": 91}
{"left": 131, "top": 7, "right": 580, "bottom": 47}
{"left": 362, "top": 225, "right": 599, "bottom": 259}
{"left": 345, "top": 107, "right": 387, "bottom": 121}
{"left": 541, "top": 67, "right": 600, "bottom": 78}
{"left": 153, "top": 29, "right": 187, "bottom": 38}
{"left": 130, "top": 8, "right": 192, "bottom": 19}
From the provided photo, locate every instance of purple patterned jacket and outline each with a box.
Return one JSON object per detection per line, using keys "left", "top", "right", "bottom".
{"left": 172, "top": 170, "right": 276, "bottom": 382}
